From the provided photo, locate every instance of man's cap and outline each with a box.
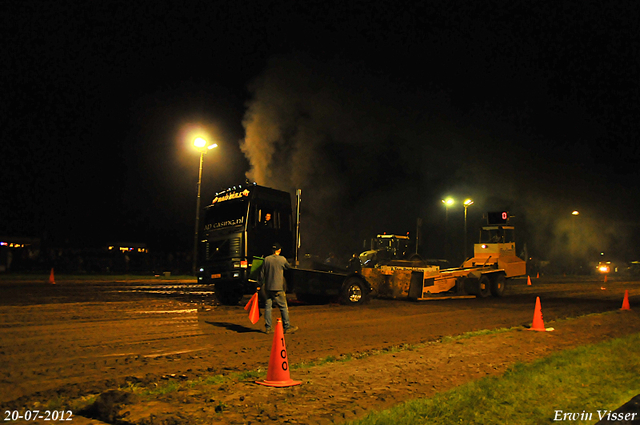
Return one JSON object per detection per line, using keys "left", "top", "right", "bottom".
{"left": 272, "top": 243, "right": 282, "bottom": 250}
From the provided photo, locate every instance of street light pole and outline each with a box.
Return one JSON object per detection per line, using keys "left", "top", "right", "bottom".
{"left": 192, "top": 151, "right": 205, "bottom": 276}
{"left": 571, "top": 210, "right": 579, "bottom": 274}
{"left": 442, "top": 197, "right": 454, "bottom": 261}
{"left": 463, "top": 199, "right": 474, "bottom": 260}
{"left": 192, "top": 138, "right": 217, "bottom": 276}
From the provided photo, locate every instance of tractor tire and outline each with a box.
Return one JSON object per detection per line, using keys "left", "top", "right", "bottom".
{"left": 340, "top": 277, "right": 367, "bottom": 306}
{"left": 478, "top": 275, "right": 491, "bottom": 298}
{"left": 490, "top": 274, "right": 506, "bottom": 297}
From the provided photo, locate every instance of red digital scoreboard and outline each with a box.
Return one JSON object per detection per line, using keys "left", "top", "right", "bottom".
{"left": 487, "top": 211, "right": 509, "bottom": 225}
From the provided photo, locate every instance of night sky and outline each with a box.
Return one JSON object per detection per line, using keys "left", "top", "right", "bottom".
{"left": 2, "top": 1, "right": 640, "bottom": 265}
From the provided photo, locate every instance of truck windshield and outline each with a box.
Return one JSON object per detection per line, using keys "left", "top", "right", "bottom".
{"left": 374, "top": 237, "right": 409, "bottom": 257}
{"left": 204, "top": 200, "right": 249, "bottom": 231}
{"left": 374, "top": 239, "right": 393, "bottom": 250}
{"left": 480, "top": 227, "right": 515, "bottom": 243}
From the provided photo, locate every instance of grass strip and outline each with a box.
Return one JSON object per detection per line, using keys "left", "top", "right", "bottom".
{"left": 346, "top": 332, "right": 640, "bottom": 425}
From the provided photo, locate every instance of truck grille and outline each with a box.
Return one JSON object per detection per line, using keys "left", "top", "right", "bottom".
{"left": 229, "top": 237, "right": 241, "bottom": 256}
{"left": 206, "top": 236, "right": 242, "bottom": 260}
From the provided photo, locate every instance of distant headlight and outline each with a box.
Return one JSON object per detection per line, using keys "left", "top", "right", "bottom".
{"left": 598, "top": 265, "right": 610, "bottom": 273}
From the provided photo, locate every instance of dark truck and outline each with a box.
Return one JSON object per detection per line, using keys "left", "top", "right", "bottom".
{"left": 196, "top": 183, "right": 371, "bottom": 305}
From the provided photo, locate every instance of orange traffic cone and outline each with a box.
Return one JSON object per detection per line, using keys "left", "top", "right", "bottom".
{"left": 244, "top": 292, "right": 260, "bottom": 324}
{"left": 256, "top": 319, "right": 302, "bottom": 387}
{"left": 621, "top": 290, "right": 631, "bottom": 311}
{"left": 49, "top": 268, "right": 55, "bottom": 285}
{"left": 536, "top": 272, "right": 540, "bottom": 279}
{"left": 604, "top": 275, "right": 608, "bottom": 283}
{"left": 529, "top": 297, "right": 553, "bottom": 331}
{"left": 527, "top": 276, "right": 532, "bottom": 286}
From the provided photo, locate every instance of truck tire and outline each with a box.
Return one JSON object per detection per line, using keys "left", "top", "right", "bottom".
{"left": 215, "top": 287, "right": 243, "bottom": 306}
{"left": 490, "top": 274, "right": 506, "bottom": 297}
{"left": 340, "top": 277, "right": 367, "bottom": 305}
{"left": 478, "top": 275, "right": 491, "bottom": 298}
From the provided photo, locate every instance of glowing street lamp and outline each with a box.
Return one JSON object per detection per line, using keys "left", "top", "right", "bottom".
{"left": 442, "top": 197, "right": 455, "bottom": 221}
{"left": 463, "top": 199, "right": 474, "bottom": 259}
{"left": 442, "top": 197, "right": 454, "bottom": 206}
{"left": 441, "top": 197, "right": 454, "bottom": 223}
{"left": 192, "top": 138, "right": 218, "bottom": 275}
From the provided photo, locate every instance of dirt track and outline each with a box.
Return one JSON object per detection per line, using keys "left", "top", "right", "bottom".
{"left": 1, "top": 276, "right": 639, "bottom": 423}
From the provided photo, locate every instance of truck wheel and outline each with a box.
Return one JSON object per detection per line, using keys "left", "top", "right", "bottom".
{"left": 215, "top": 288, "right": 243, "bottom": 305}
{"left": 478, "top": 275, "right": 491, "bottom": 298}
{"left": 340, "top": 277, "right": 366, "bottom": 305}
{"left": 490, "top": 274, "right": 506, "bottom": 297}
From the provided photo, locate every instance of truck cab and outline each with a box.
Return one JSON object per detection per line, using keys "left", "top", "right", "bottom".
{"left": 196, "top": 184, "right": 294, "bottom": 305}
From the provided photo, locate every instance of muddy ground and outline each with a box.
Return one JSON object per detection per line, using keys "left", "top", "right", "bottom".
{"left": 1, "top": 276, "right": 639, "bottom": 424}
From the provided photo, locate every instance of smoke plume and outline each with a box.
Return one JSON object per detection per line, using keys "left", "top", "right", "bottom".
{"left": 240, "top": 55, "right": 449, "bottom": 257}
{"left": 240, "top": 54, "right": 638, "bottom": 265}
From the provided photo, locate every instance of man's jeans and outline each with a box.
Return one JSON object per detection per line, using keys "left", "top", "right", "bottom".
{"left": 264, "top": 290, "right": 290, "bottom": 330}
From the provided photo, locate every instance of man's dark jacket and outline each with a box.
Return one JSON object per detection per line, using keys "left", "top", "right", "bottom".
{"left": 260, "top": 253, "right": 290, "bottom": 291}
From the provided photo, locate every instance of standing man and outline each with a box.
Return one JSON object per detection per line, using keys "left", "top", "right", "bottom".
{"left": 259, "top": 243, "right": 298, "bottom": 334}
